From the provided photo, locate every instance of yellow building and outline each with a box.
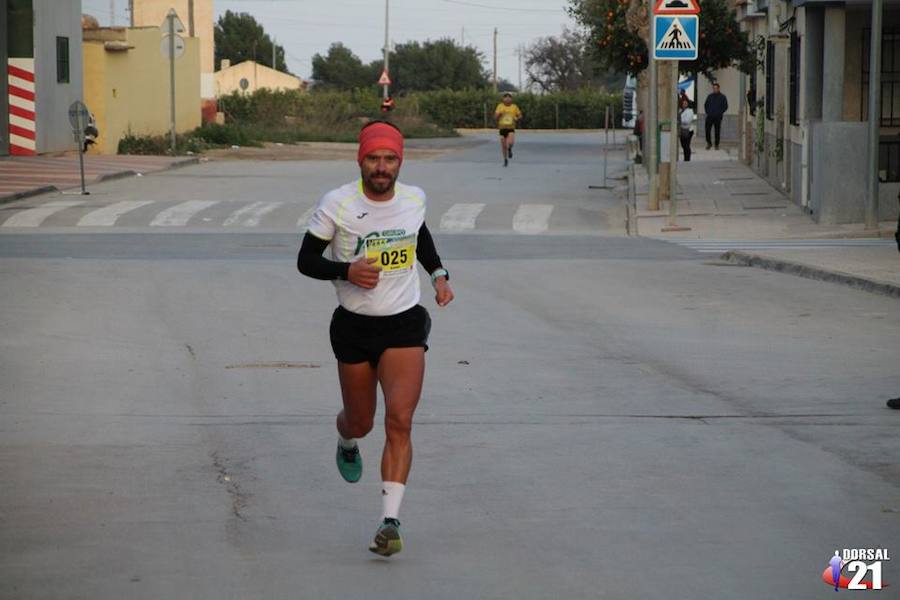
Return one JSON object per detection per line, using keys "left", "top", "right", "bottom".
{"left": 83, "top": 26, "right": 201, "bottom": 154}
{"left": 131, "top": 0, "right": 215, "bottom": 119}
{"left": 215, "top": 59, "right": 305, "bottom": 96}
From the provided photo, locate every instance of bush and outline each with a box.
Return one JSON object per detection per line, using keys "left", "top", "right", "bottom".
{"left": 117, "top": 131, "right": 210, "bottom": 155}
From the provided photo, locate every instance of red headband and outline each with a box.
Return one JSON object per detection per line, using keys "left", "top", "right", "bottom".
{"left": 358, "top": 123, "right": 404, "bottom": 165}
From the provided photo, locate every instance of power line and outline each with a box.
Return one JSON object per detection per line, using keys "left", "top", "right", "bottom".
{"left": 440, "top": 0, "right": 563, "bottom": 13}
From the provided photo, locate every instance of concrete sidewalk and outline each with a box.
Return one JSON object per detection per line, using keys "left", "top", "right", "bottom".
{"left": 0, "top": 154, "right": 198, "bottom": 201}
{"left": 629, "top": 145, "right": 900, "bottom": 297}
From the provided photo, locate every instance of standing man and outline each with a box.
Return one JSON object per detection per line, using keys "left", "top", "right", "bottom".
{"left": 297, "top": 120, "right": 454, "bottom": 556}
{"left": 494, "top": 92, "right": 522, "bottom": 167}
{"left": 703, "top": 82, "right": 728, "bottom": 150}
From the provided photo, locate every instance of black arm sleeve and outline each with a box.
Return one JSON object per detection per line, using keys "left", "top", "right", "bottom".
{"left": 416, "top": 223, "right": 443, "bottom": 275}
{"left": 297, "top": 231, "right": 350, "bottom": 281}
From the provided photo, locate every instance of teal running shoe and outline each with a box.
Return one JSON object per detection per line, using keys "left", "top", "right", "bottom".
{"left": 369, "top": 518, "right": 403, "bottom": 557}
{"left": 336, "top": 442, "right": 362, "bottom": 483}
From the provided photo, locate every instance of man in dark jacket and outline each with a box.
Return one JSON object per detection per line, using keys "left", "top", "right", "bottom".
{"left": 704, "top": 83, "right": 728, "bottom": 150}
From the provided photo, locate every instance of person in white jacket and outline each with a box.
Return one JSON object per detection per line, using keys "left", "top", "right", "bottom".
{"left": 678, "top": 98, "right": 696, "bottom": 161}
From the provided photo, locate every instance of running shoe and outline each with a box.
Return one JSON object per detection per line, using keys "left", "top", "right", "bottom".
{"left": 503, "top": 158, "right": 508, "bottom": 167}
{"left": 887, "top": 397, "right": 900, "bottom": 409}
{"left": 508, "top": 147, "right": 513, "bottom": 159}
{"left": 369, "top": 518, "right": 403, "bottom": 556}
{"left": 336, "top": 442, "right": 362, "bottom": 483}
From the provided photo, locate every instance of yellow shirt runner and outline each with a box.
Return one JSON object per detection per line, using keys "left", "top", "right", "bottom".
{"left": 495, "top": 103, "right": 522, "bottom": 130}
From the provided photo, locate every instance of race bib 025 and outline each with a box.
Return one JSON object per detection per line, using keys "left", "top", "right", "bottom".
{"left": 365, "top": 234, "right": 417, "bottom": 277}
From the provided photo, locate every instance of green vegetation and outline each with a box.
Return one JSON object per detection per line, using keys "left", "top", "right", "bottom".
{"left": 118, "top": 88, "right": 622, "bottom": 155}
{"left": 215, "top": 10, "right": 287, "bottom": 72}
{"left": 569, "top": 0, "right": 754, "bottom": 79}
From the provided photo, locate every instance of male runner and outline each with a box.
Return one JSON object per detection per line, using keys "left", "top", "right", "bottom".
{"left": 297, "top": 121, "right": 454, "bottom": 556}
{"left": 494, "top": 92, "right": 522, "bottom": 167}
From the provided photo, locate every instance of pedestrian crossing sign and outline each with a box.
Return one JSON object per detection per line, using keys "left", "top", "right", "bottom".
{"left": 653, "top": 0, "right": 700, "bottom": 15}
{"left": 653, "top": 15, "right": 698, "bottom": 60}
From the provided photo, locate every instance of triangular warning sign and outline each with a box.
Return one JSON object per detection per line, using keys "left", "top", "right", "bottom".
{"left": 654, "top": 0, "right": 699, "bottom": 15}
{"left": 656, "top": 17, "right": 696, "bottom": 51}
{"left": 378, "top": 70, "right": 392, "bottom": 86}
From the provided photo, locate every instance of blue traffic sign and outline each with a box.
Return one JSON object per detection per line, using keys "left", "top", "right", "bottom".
{"left": 653, "top": 15, "right": 699, "bottom": 60}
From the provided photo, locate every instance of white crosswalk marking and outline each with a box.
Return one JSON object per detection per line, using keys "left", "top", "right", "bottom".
{"left": 150, "top": 200, "right": 218, "bottom": 227}
{"left": 512, "top": 204, "right": 554, "bottom": 234}
{"left": 223, "top": 201, "right": 283, "bottom": 227}
{"left": 2, "top": 200, "right": 84, "bottom": 227}
{"left": 439, "top": 203, "right": 485, "bottom": 231}
{"left": 297, "top": 205, "right": 316, "bottom": 230}
{"left": 77, "top": 200, "right": 154, "bottom": 226}
{"left": 658, "top": 238, "right": 896, "bottom": 253}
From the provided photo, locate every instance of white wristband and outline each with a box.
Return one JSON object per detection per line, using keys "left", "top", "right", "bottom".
{"left": 430, "top": 268, "right": 449, "bottom": 285}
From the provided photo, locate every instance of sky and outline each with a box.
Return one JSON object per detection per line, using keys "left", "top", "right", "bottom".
{"left": 81, "top": 0, "right": 577, "bottom": 87}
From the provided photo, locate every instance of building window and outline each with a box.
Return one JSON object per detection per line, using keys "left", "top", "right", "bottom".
{"left": 789, "top": 32, "right": 800, "bottom": 126}
{"left": 879, "top": 140, "right": 900, "bottom": 182}
{"left": 56, "top": 36, "right": 69, "bottom": 83}
{"left": 765, "top": 41, "right": 775, "bottom": 120}
{"left": 862, "top": 28, "right": 900, "bottom": 126}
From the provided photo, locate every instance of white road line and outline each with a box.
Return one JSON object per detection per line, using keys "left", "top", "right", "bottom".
{"left": 2, "top": 200, "right": 84, "bottom": 227}
{"left": 150, "top": 200, "right": 218, "bottom": 226}
{"left": 223, "top": 201, "right": 283, "bottom": 227}
{"left": 439, "top": 203, "right": 485, "bottom": 231}
{"left": 297, "top": 205, "right": 316, "bottom": 229}
{"left": 512, "top": 204, "right": 554, "bottom": 234}
{"left": 77, "top": 200, "right": 154, "bottom": 226}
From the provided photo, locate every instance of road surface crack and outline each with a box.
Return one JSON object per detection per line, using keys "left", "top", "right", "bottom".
{"left": 211, "top": 451, "right": 250, "bottom": 521}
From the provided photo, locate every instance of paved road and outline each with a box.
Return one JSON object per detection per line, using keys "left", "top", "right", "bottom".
{"left": 1, "top": 133, "right": 899, "bottom": 600}
{"left": 0, "top": 132, "right": 628, "bottom": 235}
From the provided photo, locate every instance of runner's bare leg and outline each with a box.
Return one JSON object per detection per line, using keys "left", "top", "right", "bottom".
{"left": 378, "top": 347, "right": 425, "bottom": 483}
{"left": 336, "top": 361, "right": 378, "bottom": 440}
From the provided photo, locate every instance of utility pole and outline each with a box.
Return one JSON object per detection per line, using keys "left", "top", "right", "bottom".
{"left": 492, "top": 27, "right": 498, "bottom": 92}
{"left": 110, "top": 0, "right": 115, "bottom": 25}
{"left": 866, "top": 0, "right": 883, "bottom": 229}
{"left": 188, "top": 0, "right": 195, "bottom": 36}
{"left": 461, "top": 27, "right": 465, "bottom": 46}
{"left": 167, "top": 10, "right": 177, "bottom": 155}
{"left": 383, "top": 0, "right": 390, "bottom": 100}
{"left": 667, "top": 60, "right": 680, "bottom": 227}
{"left": 517, "top": 45, "right": 522, "bottom": 91}
{"left": 128, "top": 0, "right": 133, "bottom": 27}
{"left": 647, "top": 53, "right": 659, "bottom": 211}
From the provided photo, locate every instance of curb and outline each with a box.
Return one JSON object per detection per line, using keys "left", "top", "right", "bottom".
{"left": 722, "top": 250, "right": 900, "bottom": 299}
{"left": 0, "top": 185, "right": 59, "bottom": 204}
{"left": 0, "top": 157, "right": 200, "bottom": 204}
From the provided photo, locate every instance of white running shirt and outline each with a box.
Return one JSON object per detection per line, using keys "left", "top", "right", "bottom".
{"left": 306, "top": 179, "right": 427, "bottom": 316}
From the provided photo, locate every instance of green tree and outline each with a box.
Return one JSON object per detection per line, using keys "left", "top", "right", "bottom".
{"left": 311, "top": 43, "right": 378, "bottom": 90}
{"left": 382, "top": 39, "right": 488, "bottom": 93}
{"left": 214, "top": 10, "right": 288, "bottom": 72}
{"left": 568, "top": 0, "right": 752, "bottom": 79}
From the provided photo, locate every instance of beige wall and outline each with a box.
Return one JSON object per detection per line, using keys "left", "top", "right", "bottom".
{"left": 132, "top": 0, "right": 214, "bottom": 98}
{"left": 83, "top": 27, "right": 201, "bottom": 154}
{"left": 215, "top": 60, "right": 303, "bottom": 96}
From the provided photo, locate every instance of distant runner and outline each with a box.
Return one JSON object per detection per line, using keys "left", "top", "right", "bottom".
{"left": 494, "top": 92, "right": 522, "bottom": 167}
{"left": 297, "top": 120, "right": 454, "bottom": 557}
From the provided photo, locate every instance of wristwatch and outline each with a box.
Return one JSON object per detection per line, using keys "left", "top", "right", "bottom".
{"left": 430, "top": 268, "right": 449, "bottom": 284}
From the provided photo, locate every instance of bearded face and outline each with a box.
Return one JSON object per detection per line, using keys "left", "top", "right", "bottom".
{"left": 360, "top": 149, "right": 401, "bottom": 196}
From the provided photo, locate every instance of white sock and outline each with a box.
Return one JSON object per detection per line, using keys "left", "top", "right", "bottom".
{"left": 338, "top": 435, "right": 357, "bottom": 450}
{"left": 381, "top": 481, "right": 406, "bottom": 520}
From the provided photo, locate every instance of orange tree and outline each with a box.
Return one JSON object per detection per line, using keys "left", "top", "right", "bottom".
{"left": 568, "top": 0, "right": 754, "bottom": 78}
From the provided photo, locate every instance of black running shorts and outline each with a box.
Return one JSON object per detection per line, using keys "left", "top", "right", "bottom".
{"left": 329, "top": 305, "right": 431, "bottom": 367}
{"left": 499, "top": 128, "right": 514, "bottom": 137}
